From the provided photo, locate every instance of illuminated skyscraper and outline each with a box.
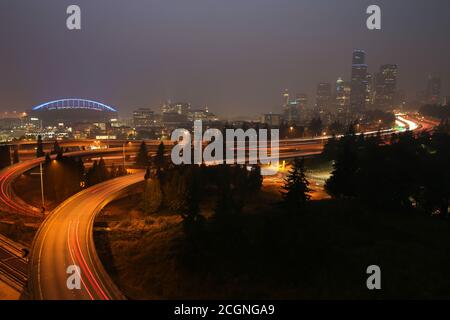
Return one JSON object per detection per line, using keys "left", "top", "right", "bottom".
{"left": 335, "top": 77, "right": 351, "bottom": 113}
{"left": 350, "top": 50, "right": 368, "bottom": 112}
{"left": 374, "top": 64, "right": 398, "bottom": 110}
{"left": 316, "top": 83, "right": 332, "bottom": 113}
{"left": 282, "top": 90, "right": 307, "bottom": 124}
{"left": 133, "top": 107, "right": 155, "bottom": 128}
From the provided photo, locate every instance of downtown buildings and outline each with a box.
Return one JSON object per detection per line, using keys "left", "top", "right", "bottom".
{"left": 266, "top": 49, "right": 403, "bottom": 129}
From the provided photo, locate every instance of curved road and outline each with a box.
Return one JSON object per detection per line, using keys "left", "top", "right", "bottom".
{"left": 28, "top": 172, "right": 145, "bottom": 300}
{"left": 0, "top": 148, "right": 129, "bottom": 216}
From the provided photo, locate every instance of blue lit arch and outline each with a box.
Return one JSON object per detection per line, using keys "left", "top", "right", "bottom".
{"left": 31, "top": 99, "right": 117, "bottom": 113}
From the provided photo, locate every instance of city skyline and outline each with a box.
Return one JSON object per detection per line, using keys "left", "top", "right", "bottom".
{"left": 0, "top": 0, "right": 449, "bottom": 117}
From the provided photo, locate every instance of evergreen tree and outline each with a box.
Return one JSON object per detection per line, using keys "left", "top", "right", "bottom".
{"left": 144, "top": 167, "right": 151, "bottom": 180}
{"left": 142, "top": 176, "right": 163, "bottom": 214}
{"left": 135, "top": 141, "right": 149, "bottom": 167}
{"left": 308, "top": 118, "right": 323, "bottom": 137}
{"left": 44, "top": 153, "right": 51, "bottom": 164}
{"left": 13, "top": 149, "right": 19, "bottom": 164}
{"left": 109, "top": 163, "right": 117, "bottom": 179}
{"left": 184, "top": 167, "right": 201, "bottom": 221}
{"left": 281, "top": 158, "right": 311, "bottom": 211}
{"left": 0, "top": 145, "right": 11, "bottom": 169}
{"left": 36, "top": 135, "right": 45, "bottom": 158}
{"left": 248, "top": 164, "right": 263, "bottom": 192}
{"left": 98, "top": 158, "right": 108, "bottom": 182}
{"left": 154, "top": 141, "right": 165, "bottom": 169}
{"left": 214, "top": 166, "right": 234, "bottom": 217}
{"left": 52, "top": 140, "right": 62, "bottom": 155}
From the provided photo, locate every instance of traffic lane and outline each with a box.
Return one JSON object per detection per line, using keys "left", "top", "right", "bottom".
{"left": 33, "top": 174, "right": 144, "bottom": 300}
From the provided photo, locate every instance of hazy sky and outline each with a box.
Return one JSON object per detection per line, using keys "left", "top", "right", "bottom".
{"left": 0, "top": 0, "right": 449, "bottom": 118}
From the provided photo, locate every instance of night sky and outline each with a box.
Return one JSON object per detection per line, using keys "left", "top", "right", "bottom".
{"left": 0, "top": 0, "right": 449, "bottom": 118}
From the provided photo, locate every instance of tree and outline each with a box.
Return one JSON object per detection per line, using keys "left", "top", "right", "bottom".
{"left": 36, "top": 135, "right": 45, "bottom": 158}
{"left": 162, "top": 169, "right": 189, "bottom": 213}
{"left": 154, "top": 141, "right": 165, "bottom": 169}
{"left": 13, "top": 149, "right": 19, "bottom": 164}
{"left": 325, "top": 128, "right": 358, "bottom": 198}
{"left": 52, "top": 140, "right": 62, "bottom": 155}
{"left": 248, "top": 164, "right": 263, "bottom": 192}
{"left": 98, "top": 158, "right": 108, "bottom": 182}
{"left": 214, "top": 165, "right": 234, "bottom": 217}
{"left": 142, "top": 176, "right": 163, "bottom": 214}
{"left": 135, "top": 141, "right": 149, "bottom": 167}
{"left": 0, "top": 145, "right": 11, "bottom": 169}
{"left": 117, "top": 165, "right": 127, "bottom": 177}
{"left": 281, "top": 158, "right": 311, "bottom": 211}
{"left": 144, "top": 167, "right": 151, "bottom": 180}
{"left": 308, "top": 118, "right": 323, "bottom": 137}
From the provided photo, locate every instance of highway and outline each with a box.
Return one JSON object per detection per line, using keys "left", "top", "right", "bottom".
{"left": 0, "top": 114, "right": 425, "bottom": 217}
{"left": 0, "top": 235, "right": 28, "bottom": 292}
{"left": 28, "top": 172, "right": 145, "bottom": 300}
{"left": 0, "top": 148, "right": 130, "bottom": 216}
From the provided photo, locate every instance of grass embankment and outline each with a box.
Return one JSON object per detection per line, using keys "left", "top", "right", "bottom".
{"left": 95, "top": 187, "right": 450, "bottom": 299}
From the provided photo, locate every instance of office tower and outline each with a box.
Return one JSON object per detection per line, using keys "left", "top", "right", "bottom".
{"left": 335, "top": 77, "right": 351, "bottom": 114}
{"left": 161, "top": 102, "right": 191, "bottom": 115}
{"left": 365, "top": 73, "right": 375, "bottom": 107}
{"left": 282, "top": 90, "right": 308, "bottom": 125}
{"left": 261, "top": 113, "right": 282, "bottom": 127}
{"left": 295, "top": 94, "right": 308, "bottom": 123}
{"left": 316, "top": 83, "right": 332, "bottom": 113}
{"left": 426, "top": 76, "right": 441, "bottom": 105}
{"left": 282, "top": 90, "right": 298, "bottom": 124}
{"left": 283, "top": 89, "right": 290, "bottom": 107}
{"left": 350, "top": 49, "right": 368, "bottom": 112}
{"left": 133, "top": 108, "right": 155, "bottom": 128}
{"left": 374, "top": 64, "right": 398, "bottom": 110}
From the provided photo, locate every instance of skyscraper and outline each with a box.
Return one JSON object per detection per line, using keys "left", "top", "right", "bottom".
{"left": 133, "top": 108, "right": 155, "bottom": 128}
{"left": 350, "top": 50, "right": 368, "bottom": 112}
{"left": 282, "top": 90, "right": 308, "bottom": 124}
{"left": 365, "top": 73, "right": 375, "bottom": 107}
{"left": 316, "top": 83, "right": 332, "bottom": 113}
{"left": 374, "top": 64, "right": 398, "bottom": 110}
{"left": 335, "top": 77, "right": 351, "bottom": 114}
{"left": 426, "top": 76, "right": 441, "bottom": 105}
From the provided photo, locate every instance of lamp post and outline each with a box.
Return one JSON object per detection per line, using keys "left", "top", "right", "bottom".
{"left": 39, "top": 162, "right": 45, "bottom": 215}
{"left": 122, "top": 142, "right": 126, "bottom": 168}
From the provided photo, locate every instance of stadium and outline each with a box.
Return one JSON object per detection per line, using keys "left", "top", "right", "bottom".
{"left": 28, "top": 98, "right": 118, "bottom": 126}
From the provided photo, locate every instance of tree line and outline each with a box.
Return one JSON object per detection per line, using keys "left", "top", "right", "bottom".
{"left": 323, "top": 122, "right": 450, "bottom": 216}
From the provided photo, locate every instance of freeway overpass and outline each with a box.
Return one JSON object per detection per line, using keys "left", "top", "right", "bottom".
{"left": 0, "top": 114, "right": 428, "bottom": 217}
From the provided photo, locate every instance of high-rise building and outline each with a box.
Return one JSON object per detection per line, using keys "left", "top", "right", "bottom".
{"left": 365, "top": 73, "right": 375, "bottom": 107}
{"left": 282, "top": 90, "right": 308, "bottom": 124}
{"left": 282, "top": 90, "right": 297, "bottom": 124}
{"left": 295, "top": 93, "right": 308, "bottom": 123}
{"left": 350, "top": 50, "right": 368, "bottom": 112}
{"left": 426, "top": 76, "right": 441, "bottom": 105}
{"left": 133, "top": 108, "right": 155, "bottom": 128}
{"left": 261, "top": 113, "right": 282, "bottom": 127}
{"left": 162, "top": 102, "right": 191, "bottom": 115}
{"left": 374, "top": 64, "right": 398, "bottom": 110}
{"left": 316, "top": 83, "right": 332, "bottom": 113}
{"left": 335, "top": 77, "right": 351, "bottom": 114}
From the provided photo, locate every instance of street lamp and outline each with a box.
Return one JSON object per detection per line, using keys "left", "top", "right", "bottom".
{"left": 39, "top": 162, "right": 45, "bottom": 215}
{"left": 123, "top": 141, "right": 131, "bottom": 168}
